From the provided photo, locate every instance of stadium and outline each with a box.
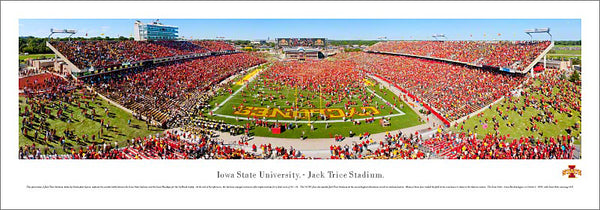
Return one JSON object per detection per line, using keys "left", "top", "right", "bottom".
{"left": 18, "top": 20, "right": 581, "bottom": 160}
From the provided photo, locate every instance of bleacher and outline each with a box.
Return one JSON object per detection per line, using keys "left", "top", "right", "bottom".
{"left": 89, "top": 53, "right": 266, "bottom": 129}
{"left": 367, "top": 40, "right": 553, "bottom": 73}
{"left": 46, "top": 40, "right": 240, "bottom": 77}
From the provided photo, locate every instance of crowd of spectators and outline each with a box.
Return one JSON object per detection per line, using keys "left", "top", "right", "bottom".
{"left": 89, "top": 53, "right": 266, "bottom": 127}
{"left": 455, "top": 68, "right": 580, "bottom": 140}
{"left": 191, "top": 40, "right": 236, "bottom": 52}
{"left": 188, "top": 117, "right": 245, "bottom": 136}
{"left": 367, "top": 40, "right": 551, "bottom": 71}
{"left": 330, "top": 131, "right": 428, "bottom": 159}
{"left": 50, "top": 40, "right": 236, "bottom": 69}
{"left": 174, "top": 127, "right": 308, "bottom": 159}
{"left": 19, "top": 67, "right": 47, "bottom": 78}
{"left": 257, "top": 59, "right": 377, "bottom": 109}
{"left": 424, "top": 68, "right": 580, "bottom": 159}
{"left": 19, "top": 73, "right": 108, "bottom": 156}
{"left": 19, "top": 124, "right": 314, "bottom": 159}
{"left": 264, "top": 59, "right": 364, "bottom": 92}
{"left": 422, "top": 132, "right": 575, "bottom": 159}
{"left": 350, "top": 52, "right": 526, "bottom": 122}
{"left": 230, "top": 51, "right": 528, "bottom": 124}
{"left": 19, "top": 130, "right": 260, "bottom": 159}
{"left": 19, "top": 38, "right": 580, "bottom": 160}
{"left": 19, "top": 73, "right": 74, "bottom": 95}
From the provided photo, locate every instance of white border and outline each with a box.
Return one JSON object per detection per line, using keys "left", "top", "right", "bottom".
{"left": 2, "top": 1, "right": 598, "bottom": 209}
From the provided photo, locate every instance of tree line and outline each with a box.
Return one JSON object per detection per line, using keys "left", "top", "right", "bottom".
{"left": 554, "top": 40, "right": 581, "bottom": 46}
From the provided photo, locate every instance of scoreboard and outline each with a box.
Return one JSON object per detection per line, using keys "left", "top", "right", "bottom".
{"left": 277, "top": 38, "right": 327, "bottom": 47}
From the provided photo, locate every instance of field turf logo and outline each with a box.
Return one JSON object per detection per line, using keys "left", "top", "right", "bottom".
{"left": 233, "top": 106, "right": 381, "bottom": 119}
{"left": 562, "top": 165, "right": 581, "bottom": 178}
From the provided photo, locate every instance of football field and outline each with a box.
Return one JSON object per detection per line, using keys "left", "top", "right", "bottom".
{"left": 202, "top": 65, "right": 424, "bottom": 139}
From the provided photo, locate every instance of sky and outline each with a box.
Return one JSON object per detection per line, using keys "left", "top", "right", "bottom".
{"left": 19, "top": 19, "right": 581, "bottom": 41}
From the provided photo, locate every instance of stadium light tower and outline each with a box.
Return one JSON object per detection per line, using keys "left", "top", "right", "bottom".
{"left": 48, "top": 28, "right": 77, "bottom": 40}
{"left": 432, "top": 34, "right": 447, "bottom": 40}
{"left": 524, "top": 28, "right": 552, "bottom": 41}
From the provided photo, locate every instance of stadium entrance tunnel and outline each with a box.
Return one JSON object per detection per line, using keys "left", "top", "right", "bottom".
{"left": 318, "top": 52, "right": 326, "bottom": 59}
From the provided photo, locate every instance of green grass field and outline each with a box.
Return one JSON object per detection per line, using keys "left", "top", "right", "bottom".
{"left": 203, "top": 74, "right": 423, "bottom": 138}
{"left": 19, "top": 92, "right": 163, "bottom": 154}
{"left": 548, "top": 46, "right": 582, "bottom": 60}
{"left": 19, "top": 54, "right": 55, "bottom": 63}
{"left": 215, "top": 80, "right": 401, "bottom": 121}
{"left": 452, "top": 80, "right": 581, "bottom": 145}
{"left": 550, "top": 49, "right": 581, "bottom": 55}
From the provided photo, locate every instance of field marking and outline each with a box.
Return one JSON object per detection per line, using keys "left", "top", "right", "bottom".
{"left": 212, "top": 113, "right": 405, "bottom": 124}
{"left": 212, "top": 74, "right": 407, "bottom": 123}
{"left": 211, "top": 66, "right": 264, "bottom": 112}
{"left": 212, "top": 82, "right": 250, "bottom": 112}
{"left": 364, "top": 87, "right": 405, "bottom": 115}
{"left": 236, "top": 67, "right": 262, "bottom": 85}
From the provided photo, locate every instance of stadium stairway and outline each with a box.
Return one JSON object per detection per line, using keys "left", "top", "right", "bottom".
{"left": 519, "top": 41, "right": 555, "bottom": 73}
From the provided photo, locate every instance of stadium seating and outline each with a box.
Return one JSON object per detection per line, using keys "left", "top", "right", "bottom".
{"left": 191, "top": 40, "right": 236, "bottom": 52}
{"left": 90, "top": 53, "right": 266, "bottom": 127}
{"left": 50, "top": 40, "right": 235, "bottom": 69}
{"left": 422, "top": 132, "right": 575, "bottom": 159}
{"left": 351, "top": 52, "right": 526, "bottom": 123}
{"left": 19, "top": 39, "right": 577, "bottom": 160}
{"left": 367, "top": 40, "right": 551, "bottom": 71}
{"left": 18, "top": 128, "right": 308, "bottom": 160}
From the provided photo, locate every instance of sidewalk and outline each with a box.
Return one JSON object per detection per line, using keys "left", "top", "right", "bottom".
{"left": 207, "top": 123, "right": 433, "bottom": 158}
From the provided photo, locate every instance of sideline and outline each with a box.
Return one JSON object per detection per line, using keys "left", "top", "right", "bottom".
{"left": 212, "top": 113, "right": 405, "bottom": 124}
{"left": 205, "top": 123, "right": 433, "bottom": 158}
{"left": 236, "top": 67, "right": 262, "bottom": 85}
{"left": 211, "top": 65, "right": 265, "bottom": 112}
{"left": 364, "top": 86, "right": 404, "bottom": 114}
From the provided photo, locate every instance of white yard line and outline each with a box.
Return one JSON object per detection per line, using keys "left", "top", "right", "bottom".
{"left": 211, "top": 83, "right": 250, "bottom": 112}
{"left": 365, "top": 87, "right": 405, "bottom": 114}
{"left": 211, "top": 66, "right": 265, "bottom": 112}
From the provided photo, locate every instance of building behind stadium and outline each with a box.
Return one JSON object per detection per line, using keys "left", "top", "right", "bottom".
{"left": 133, "top": 20, "right": 178, "bottom": 41}
{"left": 277, "top": 38, "right": 328, "bottom": 60}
